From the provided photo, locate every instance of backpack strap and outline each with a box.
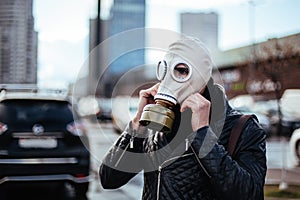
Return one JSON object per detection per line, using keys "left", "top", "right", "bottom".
{"left": 228, "top": 115, "right": 253, "bottom": 158}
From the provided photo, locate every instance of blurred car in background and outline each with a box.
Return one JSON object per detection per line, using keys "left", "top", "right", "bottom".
{"left": 76, "top": 96, "right": 113, "bottom": 122}
{"left": 229, "top": 95, "right": 271, "bottom": 136}
{"left": 111, "top": 96, "right": 139, "bottom": 133}
{"left": 230, "top": 90, "right": 300, "bottom": 137}
{"left": 280, "top": 89, "right": 300, "bottom": 137}
{"left": 290, "top": 128, "right": 300, "bottom": 167}
{"left": 77, "top": 96, "right": 99, "bottom": 119}
{"left": 0, "top": 87, "right": 90, "bottom": 198}
{"left": 96, "top": 98, "right": 112, "bottom": 121}
{"left": 251, "top": 99, "right": 279, "bottom": 126}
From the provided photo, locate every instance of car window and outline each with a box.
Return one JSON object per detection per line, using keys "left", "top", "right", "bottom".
{"left": 0, "top": 100, "right": 74, "bottom": 127}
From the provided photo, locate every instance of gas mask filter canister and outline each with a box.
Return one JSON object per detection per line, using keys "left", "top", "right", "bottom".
{"left": 139, "top": 37, "right": 213, "bottom": 133}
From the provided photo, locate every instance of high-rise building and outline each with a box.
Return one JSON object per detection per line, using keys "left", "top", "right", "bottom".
{"left": 107, "top": 0, "right": 145, "bottom": 74}
{"left": 181, "top": 12, "right": 219, "bottom": 54}
{"left": 88, "top": 0, "right": 146, "bottom": 96}
{"left": 0, "top": 0, "right": 38, "bottom": 84}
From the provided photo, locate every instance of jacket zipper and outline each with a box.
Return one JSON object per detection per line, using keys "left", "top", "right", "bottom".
{"left": 114, "top": 133, "right": 136, "bottom": 167}
{"left": 190, "top": 144, "right": 212, "bottom": 179}
{"left": 157, "top": 165, "right": 162, "bottom": 200}
{"left": 156, "top": 153, "right": 194, "bottom": 200}
{"left": 114, "top": 141, "right": 131, "bottom": 167}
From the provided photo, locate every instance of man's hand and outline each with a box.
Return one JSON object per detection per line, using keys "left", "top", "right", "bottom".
{"left": 132, "top": 83, "right": 160, "bottom": 130}
{"left": 180, "top": 93, "right": 211, "bottom": 132}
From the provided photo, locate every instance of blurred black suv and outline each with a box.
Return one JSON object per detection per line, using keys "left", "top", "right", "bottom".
{"left": 0, "top": 89, "right": 90, "bottom": 199}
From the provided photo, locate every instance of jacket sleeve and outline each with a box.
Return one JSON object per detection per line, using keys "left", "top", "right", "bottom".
{"left": 189, "top": 118, "right": 267, "bottom": 200}
{"left": 99, "top": 122, "right": 145, "bottom": 189}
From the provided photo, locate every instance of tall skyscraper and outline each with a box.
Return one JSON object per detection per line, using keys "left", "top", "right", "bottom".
{"left": 108, "top": 0, "right": 145, "bottom": 74}
{"left": 88, "top": 0, "right": 146, "bottom": 96}
{"left": 0, "top": 0, "right": 38, "bottom": 84}
{"left": 181, "top": 12, "right": 219, "bottom": 54}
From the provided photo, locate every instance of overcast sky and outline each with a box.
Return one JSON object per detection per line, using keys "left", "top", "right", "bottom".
{"left": 33, "top": 0, "right": 300, "bottom": 89}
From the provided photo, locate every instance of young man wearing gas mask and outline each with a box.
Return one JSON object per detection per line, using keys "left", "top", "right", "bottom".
{"left": 100, "top": 37, "right": 267, "bottom": 200}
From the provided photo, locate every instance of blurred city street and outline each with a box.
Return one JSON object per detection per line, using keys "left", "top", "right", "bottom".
{"left": 0, "top": 0, "right": 300, "bottom": 199}
{"left": 86, "top": 120, "right": 300, "bottom": 200}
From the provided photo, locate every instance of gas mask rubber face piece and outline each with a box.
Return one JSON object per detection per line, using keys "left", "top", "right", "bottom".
{"left": 139, "top": 37, "right": 213, "bottom": 133}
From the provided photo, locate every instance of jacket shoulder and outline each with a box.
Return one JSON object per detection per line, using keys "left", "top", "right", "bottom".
{"left": 234, "top": 114, "right": 267, "bottom": 156}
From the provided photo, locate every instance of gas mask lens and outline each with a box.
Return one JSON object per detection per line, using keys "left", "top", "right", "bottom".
{"left": 171, "top": 63, "right": 192, "bottom": 82}
{"left": 156, "top": 60, "right": 167, "bottom": 81}
{"left": 156, "top": 60, "right": 192, "bottom": 83}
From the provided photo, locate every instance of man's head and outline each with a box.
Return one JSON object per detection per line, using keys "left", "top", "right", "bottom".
{"left": 155, "top": 36, "right": 214, "bottom": 104}
{"left": 139, "top": 36, "right": 214, "bottom": 132}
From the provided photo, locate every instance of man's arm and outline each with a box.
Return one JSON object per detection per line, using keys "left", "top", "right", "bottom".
{"left": 181, "top": 92, "right": 266, "bottom": 199}
{"left": 99, "top": 122, "right": 145, "bottom": 189}
{"left": 190, "top": 119, "right": 267, "bottom": 199}
{"left": 100, "top": 83, "right": 159, "bottom": 189}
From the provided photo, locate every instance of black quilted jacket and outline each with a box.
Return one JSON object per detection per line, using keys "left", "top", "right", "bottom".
{"left": 100, "top": 84, "right": 267, "bottom": 200}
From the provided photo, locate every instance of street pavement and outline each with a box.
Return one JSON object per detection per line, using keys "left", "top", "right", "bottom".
{"left": 86, "top": 120, "right": 300, "bottom": 200}
{"left": 265, "top": 137, "right": 300, "bottom": 186}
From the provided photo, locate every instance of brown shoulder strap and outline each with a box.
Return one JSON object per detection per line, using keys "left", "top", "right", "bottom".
{"left": 228, "top": 115, "right": 252, "bottom": 158}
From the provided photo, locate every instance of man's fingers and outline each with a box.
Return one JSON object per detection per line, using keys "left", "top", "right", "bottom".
{"left": 140, "top": 83, "right": 159, "bottom": 98}
{"left": 180, "top": 93, "right": 209, "bottom": 112}
{"left": 150, "top": 83, "right": 159, "bottom": 96}
{"left": 180, "top": 103, "right": 187, "bottom": 113}
{"left": 180, "top": 96, "right": 194, "bottom": 112}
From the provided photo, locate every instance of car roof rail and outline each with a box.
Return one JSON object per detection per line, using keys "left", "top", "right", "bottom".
{"left": 38, "top": 88, "right": 68, "bottom": 96}
{"left": 0, "top": 84, "right": 38, "bottom": 93}
{"left": 0, "top": 84, "right": 69, "bottom": 97}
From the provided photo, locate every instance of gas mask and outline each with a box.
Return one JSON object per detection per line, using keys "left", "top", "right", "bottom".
{"left": 139, "top": 37, "right": 213, "bottom": 132}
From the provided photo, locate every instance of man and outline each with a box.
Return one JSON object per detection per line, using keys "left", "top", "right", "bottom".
{"left": 99, "top": 36, "right": 267, "bottom": 199}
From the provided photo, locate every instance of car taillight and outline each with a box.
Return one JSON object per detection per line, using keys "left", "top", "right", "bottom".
{"left": 75, "top": 173, "right": 88, "bottom": 178}
{"left": 0, "top": 122, "right": 8, "bottom": 135}
{"left": 66, "top": 121, "right": 86, "bottom": 136}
